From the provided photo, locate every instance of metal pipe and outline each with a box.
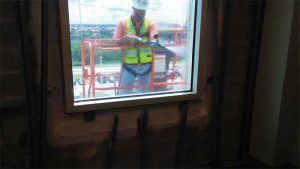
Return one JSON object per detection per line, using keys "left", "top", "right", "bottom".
{"left": 15, "top": 0, "right": 39, "bottom": 167}
{"left": 39, "top": 0, "right": 49, "bottom": 167}
{"left": 174, "top": 101, "right": 188, "bottom": 168}
{"left": 209, "top": 0, "right": 227, "bottom": 167}
{"left": 138, "top": 109, "right": 148, "bottom": 168}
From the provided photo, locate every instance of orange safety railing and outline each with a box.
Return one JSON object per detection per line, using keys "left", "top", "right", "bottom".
{"left": 80, "top": 28, "right": 186, "bottom": 98}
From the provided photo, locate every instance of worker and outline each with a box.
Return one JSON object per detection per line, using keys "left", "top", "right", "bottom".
{"left": 113, "top": 0, "right": 158, "bottom": 95}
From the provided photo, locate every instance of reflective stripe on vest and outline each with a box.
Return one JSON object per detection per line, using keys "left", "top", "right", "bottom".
{"left": 124, "top": 17, "right": 152, "bottom": 64}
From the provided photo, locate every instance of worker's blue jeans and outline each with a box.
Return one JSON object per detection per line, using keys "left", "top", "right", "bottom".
{"left": 119, "top": 63, "right": 151, "bottom": 95}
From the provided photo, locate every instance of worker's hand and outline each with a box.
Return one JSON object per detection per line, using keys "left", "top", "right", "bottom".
{"left": 122, "top": 34, "right": 142, "bottom": 44}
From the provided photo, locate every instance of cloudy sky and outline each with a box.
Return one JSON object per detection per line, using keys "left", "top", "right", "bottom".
{"left": 68, "top": 0, "right": 197, "bottom": 25}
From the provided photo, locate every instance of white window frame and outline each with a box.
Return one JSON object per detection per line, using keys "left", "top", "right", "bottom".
{"left": 59, "top": 0, "right": 206, "bottom": 113}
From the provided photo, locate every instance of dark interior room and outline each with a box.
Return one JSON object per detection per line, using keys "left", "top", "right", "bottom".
{"left": 0, "top": 0, "right": 299, "bottom": 168}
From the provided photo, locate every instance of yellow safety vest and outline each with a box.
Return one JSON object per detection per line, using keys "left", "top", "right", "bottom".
{"left": 123, "top": 17, "right": 152, "bottom": 64}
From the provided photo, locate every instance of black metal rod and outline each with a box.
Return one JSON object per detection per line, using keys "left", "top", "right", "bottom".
{"left": 104, "top": 114, "right": 119, "bottom": 168}
{"left": 39, "top": 0, "right": 49, "bottom": 167}
{"left": 138, "top": 109, "right": 148, "bottom": 168}
{"left": 15, "top": 1, "right": 38, "bottom": 167}
{"left": 174, "top": 101, "right": 188, "bottom": 168}
{"left": 210, "top": 0, "right": 227, "bottom": 167}
{"left": 0, "top": 99, "right": 3, "bottom": 167}
{"left": 210, "top": 0, "right": 220, "bottom": 166}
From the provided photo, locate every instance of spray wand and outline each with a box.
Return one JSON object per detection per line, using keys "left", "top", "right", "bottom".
{"left": 133, "top": 34, "right": 184, "bottom": 56}
{"left": 135, "top": 34, "right": 163, "bottom": 48}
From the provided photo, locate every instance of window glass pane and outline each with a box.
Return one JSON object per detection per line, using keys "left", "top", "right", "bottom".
{"left": 68, "top": 0, "right": 201, "bottom": 102}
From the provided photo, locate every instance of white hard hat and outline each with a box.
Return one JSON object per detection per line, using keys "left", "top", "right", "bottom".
{"left": 132, "top": 0, "right": 149, "bottom": 10}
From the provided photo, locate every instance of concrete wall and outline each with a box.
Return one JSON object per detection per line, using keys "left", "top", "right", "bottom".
{"left": 250, "top": 0, "right": 299, "bottom": 167}
{"left": 219, "top": 0, "right": 257, "bottom": 162}
{"left": 0, "top": 0, "right": 212, "bottom": 167}
{"left": 43, "top": 0, "right": 211, "bottom": 167}
{"left": 0, "top": 0, "right": 268, "bottom": 168}
{"left": 43, "top": 0, "right": 257, "bottom": 167}
{"left": 0, "top": 0, "right": 28, "bottom": 167}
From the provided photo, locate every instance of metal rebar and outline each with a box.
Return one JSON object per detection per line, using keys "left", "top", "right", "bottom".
{"left": 104, "top": 114, "right": 119, "bottom": 168}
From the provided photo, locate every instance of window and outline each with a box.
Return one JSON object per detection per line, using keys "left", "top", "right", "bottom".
{"left": 60, "top": 0, "right": 203, "bottom": 112}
